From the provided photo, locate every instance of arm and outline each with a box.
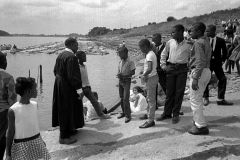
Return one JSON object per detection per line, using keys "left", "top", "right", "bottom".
{"left": 160, "top": 42, "right": 169, "bottom": 70}
{"left": 133, "top": 95, "right": 140, "bottom": 107}
{"left": 67, "top": 56, "right": 82, "bottom": 90}
{"left": 192, "top": 41, "right": 206, "bottom": 80}
{"left": 143, "top": 61, "right": 153, "bottom": 76}
{"left": 6, "top": 108, "right": 15, "bottom": 158}
{"left": 7, "top": 76, "right": 17, "bottom": 107}
{"left": 221, "top": 38, "right": 228, "bottom": 62}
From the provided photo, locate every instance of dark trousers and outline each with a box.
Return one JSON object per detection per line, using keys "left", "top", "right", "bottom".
{"left": 119, "top": 78, "right": 131, "bottom": 118}
{"left": 157, "top": 70, "right": 166, "bottom": 94}
{"left": 163, "top": 64, "right": 188, "bottom": 117}
{"left": 203, "top": 59, "right": 226, "bottom": 99}
{"left": 0, "top": 110, "right": 8, "bottom": 160}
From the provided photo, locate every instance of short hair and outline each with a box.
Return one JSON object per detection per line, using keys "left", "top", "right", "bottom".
{"left": 173, "top": 24, "right": 185, "bottom": 33}
{"left": 139, "top": 39, "right": 151, "bottom": 48}
{"left": 192, "top": 22, "right": 206, "bottom": 34}
{"left": 76, "top": 50, "right": 85, "bottom": 59}
{"left": 15, "top": 77, "right": 36, "bottom": 96}
{"left": 207, "top": 24, "right": 216, "bottom": 32}
{"left": 65, "top": 37, "right": 77, "bottom": 47}
{"left": 226, "top": 29, "right": 234, "bottom": 35}
{"left": 117, "top": 46, "right": 128, "bottom": 54}
{"left": 152, "top": 33, "right": 162, "bottom": 38}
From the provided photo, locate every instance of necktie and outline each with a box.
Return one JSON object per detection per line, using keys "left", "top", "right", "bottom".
{"left": 211, "top": 38, "right": 214, "bottom": 51}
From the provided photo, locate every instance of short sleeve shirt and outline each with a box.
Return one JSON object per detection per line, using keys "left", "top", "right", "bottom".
{"left": 144, "top": 51, "right": 157, "bottom": 77}
{"left": 118, "top": 58, "right": 136, "bottom": 78}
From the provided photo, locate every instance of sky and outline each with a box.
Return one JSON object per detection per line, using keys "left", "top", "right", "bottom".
{"left": 0, "top": 0, "right": 240, "bottom": 35}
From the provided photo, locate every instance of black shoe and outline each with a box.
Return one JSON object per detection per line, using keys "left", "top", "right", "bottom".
{"left": 217, "top": 100, "right": 233, "bottom": 105}
{"left": 172, "top": 116, "right": 180, "bottom": 124}
{"left": 139, "top": 121, "right": 155, "bottom": 128}
{"left": 125, "top": 117, "right": 131, "bottom": 123}
{"left": 179, "top": 111, "right": 184, "bottom": 115}
{"left": 188, "top": 123, "right": 209, "bottom": 135}
{"left": 139, "top": 114, "right": 148, "bottom": 120}
{"left": 156, "top": 115, "right": 172, "bottom": 121}
{"left": 117, "top": 113, "right": 125, "bottom": 119}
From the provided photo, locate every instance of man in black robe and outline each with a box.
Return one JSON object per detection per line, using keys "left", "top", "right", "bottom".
{"left": 52, "top": 37, "right": 84, "bottom": 144}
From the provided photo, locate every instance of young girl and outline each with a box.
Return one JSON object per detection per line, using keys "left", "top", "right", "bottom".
{"left": 5, "top": 77, "right": 50, "bottom": 160}
{"left": 129, "top": 86, "right": 148, "bottom": 113}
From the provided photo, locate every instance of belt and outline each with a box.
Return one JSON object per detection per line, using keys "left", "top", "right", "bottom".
{"left": 14, "top": 133, "right": 40, "bottom": 143}
{"left": 167, "top": 62, "right": 187, "bottom": 66}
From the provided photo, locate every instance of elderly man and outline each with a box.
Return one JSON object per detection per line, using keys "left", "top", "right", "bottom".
{"left": 52, "top": 37, "right": 84, "bottom": 145}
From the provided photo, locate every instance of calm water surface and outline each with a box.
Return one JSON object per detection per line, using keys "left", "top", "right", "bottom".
{"left": 5, "top": 39, "right": 120, "bottom": 131}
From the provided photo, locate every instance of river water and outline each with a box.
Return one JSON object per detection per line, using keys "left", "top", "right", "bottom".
{"left": 2, "top": 37, "right": 120, "bottom": 131}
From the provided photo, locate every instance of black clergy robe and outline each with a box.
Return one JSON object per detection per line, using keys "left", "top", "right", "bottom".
{"left": 52, "top": 49, "right": 84, "bottom": 133}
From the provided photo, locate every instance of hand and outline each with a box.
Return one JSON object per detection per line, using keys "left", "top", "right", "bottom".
{"left": 162, "top": 66, "right": 167, "bottom": 72}
{"left": 82, "top": 87, "right": 91, "bottom": 94}
{"left": 191, "top": 79, "right": 199, "bottom": 90}
{"left": 116, "top": 73, "right": 122, "bottom": 79}
{"left": 78, "top": 93, "right": 84, "bottom": 100}
{"left": 142, "top": 75, "right": 148, "bottom": 82}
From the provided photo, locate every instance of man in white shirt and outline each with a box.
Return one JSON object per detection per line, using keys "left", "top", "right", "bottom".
{"left": 156, "top": 24, "right": 192, "bottom": 124}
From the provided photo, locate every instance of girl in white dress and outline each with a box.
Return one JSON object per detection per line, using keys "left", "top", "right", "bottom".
{"left": 130, "top": 86, "right": 148, "bottom": 113}
{"left": 5, "top": 77, "right": 50, "bottom": 160}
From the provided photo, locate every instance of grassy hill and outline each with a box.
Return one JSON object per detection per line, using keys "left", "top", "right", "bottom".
{"left": 92, "top": 6, "right": 240, "bottom": 60}
{"left": 0, "top": 30, "right": 11, "bottom": 36}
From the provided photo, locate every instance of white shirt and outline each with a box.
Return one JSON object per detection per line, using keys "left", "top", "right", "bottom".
{"left": 79, "top": 65, "right": 90, "bottom": 87}
{"left": 144, "top": 51, "right": 157, "bottom": 77}
{"left": 210, "top": 36, "right": 216, "bottom": 52}
{"left": 11, "top": 101, "right": 40, "bottom": 139}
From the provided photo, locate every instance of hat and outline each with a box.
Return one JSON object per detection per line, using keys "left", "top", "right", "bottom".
{"left": 0, "top": 51, "right": 6, "bottom": 64}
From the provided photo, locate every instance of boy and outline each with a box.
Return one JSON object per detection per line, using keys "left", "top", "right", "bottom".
{"left": 188, "top": 22, "right": 212, "bottom": 135}
{"left": 138, "top": 39, "right": 159, "bottom": 128}
{"left": 83, "top": 92, "right": 107, "bottom": 121}
{"left": 117, "top": 47, "right": 135, "bottom": 123}
{"left": 76, "top": 51, "right": 110, "bottom": 119}
{"left": 0, "top": 51, "right": 17, "bottom": 159}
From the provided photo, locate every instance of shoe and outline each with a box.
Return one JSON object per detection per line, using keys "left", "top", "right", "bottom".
{"left": 139, "top": 114, "right": 148, "bottom": 120}
{"left": 139, "top": 121, "right": 155, "bottom": 128}
{"left": 125, "top": 117, "right": 131, "bottom": 123}
{"left": 69, "top": 130, "right": 78, "bottom": 136}
{"left": 117, "top": 113, "right": 125, "bottom": 119}
{"left": 203, "top": 98, "right": 209, "bottom": 106}
{"left": 99, "top": 114, "right": 111, "bottom": 119}
{"left": 217, "top": 99, "right": 233, "bottom": 105}
{"left": 156, "top": 115, "right": 172, "bottom": 121}
{"left": 59, "top": 137, "right": 77, "bottom": 144}
{"left": 179, "top": 111, "right": 184, "bottom": 115}
{"left": 188, "top": 123, "right": 209, "bottom": 135}
{"left": 172, "top": 116, "right": 180, "bottom": 124}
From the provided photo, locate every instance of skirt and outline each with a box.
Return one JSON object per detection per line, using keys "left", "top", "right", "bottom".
{"left": 11, "top": 134, "right": 51, "bottom": 160}
{"left": 229, "top": 45, "right": 240, "bottom": 61}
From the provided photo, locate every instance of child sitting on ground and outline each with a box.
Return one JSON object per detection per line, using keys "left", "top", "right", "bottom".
{"left": 83, "top": 92, "right": 108, "bottom": 121}
{"left": 129, "top": 86, "right": 148, "bottom": 113}
{"left": 5, "top": 77, "right": 50, "bottom": 160}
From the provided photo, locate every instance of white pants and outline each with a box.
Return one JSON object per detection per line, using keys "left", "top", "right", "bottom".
{"left": 190, "top": 68, "right": 211, "bottom": 128}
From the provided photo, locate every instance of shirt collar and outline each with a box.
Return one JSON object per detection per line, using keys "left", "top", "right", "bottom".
{"left": 65, "top": 48, "right": 74, "bottom": 54}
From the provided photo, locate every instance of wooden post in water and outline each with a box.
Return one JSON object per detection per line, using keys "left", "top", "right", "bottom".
{"left": 29, "top": 70, "right": 30, "bottom": 77}
{"left": 40, "top": 65, "right": 43, "bottom": 83}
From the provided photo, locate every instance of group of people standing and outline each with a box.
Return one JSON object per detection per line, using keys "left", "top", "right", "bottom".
{"left": 116, "top": 22, "right": 234, "bottom": 135}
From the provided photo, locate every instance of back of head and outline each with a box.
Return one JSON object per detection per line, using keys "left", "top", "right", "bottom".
{"left": 207, "top": 24, "right": 216, "bottom": 32}
{"left": 76, "top": 50, "right": 85, "bottom": 60}
{"left": 226, "top": 29, "right": 234, "bottom": 36}
{"left": 117, "top": 46, "right": 128, "bottom": 54}
{"left": 133, "top": 86, "right": 144, "bottom": 93}
{"left": 152, "top": 33, "right": 162, "bottom": 39}
{"left": 192, "top": 22, "right": 206, "bottom": 35}
{"left": 173, "top": 24, "right": 185, "bottom": 33}
{"left": 65, "top": 37, "right": 77, "bottom": 47}
{"left": 15, "top": 77, "right": 35, "bottom": 96}
{"left": 138, "top": 38, "right": 151, "bottom": 48}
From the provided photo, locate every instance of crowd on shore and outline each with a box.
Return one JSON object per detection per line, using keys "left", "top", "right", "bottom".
{"left": 0, "top": 19, "right": 240, "bottom": 160}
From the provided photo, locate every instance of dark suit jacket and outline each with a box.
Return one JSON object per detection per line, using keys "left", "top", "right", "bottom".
{"left": 212, "top": 37, "right": 227, "bottom": 63}
{"left": 153, "top": 43, "right": 165, "bottom": 71}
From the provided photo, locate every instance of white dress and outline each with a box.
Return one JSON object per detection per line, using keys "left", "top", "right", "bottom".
{"left": 130, "top": 93, "right": 148, "bottom": 112}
